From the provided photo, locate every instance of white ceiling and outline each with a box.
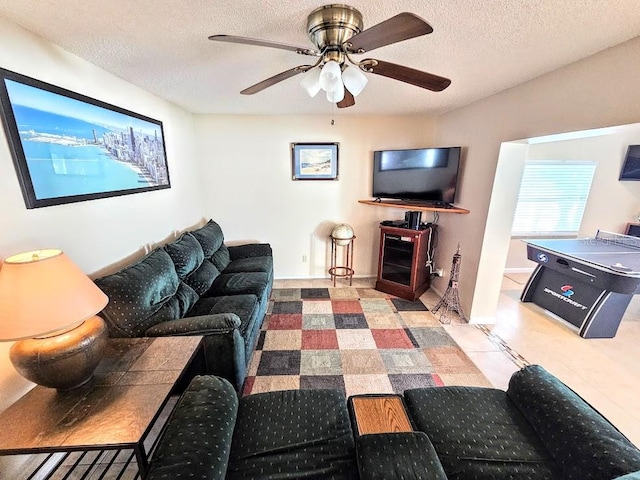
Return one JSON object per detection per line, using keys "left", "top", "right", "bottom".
{"left": 1, "top": 0, "right": 640, "bottom": 116}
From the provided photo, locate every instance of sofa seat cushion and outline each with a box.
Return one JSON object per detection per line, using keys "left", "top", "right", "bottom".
{"left": 227, "top": 389, "right": 358, "bottom": 480}
{"left": 508, "top": 365, "right": 640, "bottom": 480}
{"left": 224, "top": 255, "right": 273, "bottom": 275}
{"left": 206, "top": 272, "right": 270, "bottom": 300}
{"left": 404, "top": 386, "right": 561, "bottom": 480}
{"left": 146, "top": 375, "right": 238, "bottom": 480}
{"left": 189, "top": 294, "right": 259, "bottom": 338}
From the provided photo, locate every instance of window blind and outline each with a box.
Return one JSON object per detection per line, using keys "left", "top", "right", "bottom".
{"left": 511, "top": 160, "right": 596, "bottom": 236}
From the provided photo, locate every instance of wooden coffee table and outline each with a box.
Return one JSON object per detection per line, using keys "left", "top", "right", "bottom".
{"left": 349, "top": 394, "right": 413, "bottom": 435}
{"left": 0, "top": 336, "right": 203, "bottom": 478}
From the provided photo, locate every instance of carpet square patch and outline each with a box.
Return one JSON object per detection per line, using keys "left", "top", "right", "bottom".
{"left": 301, "top": 288, "right": 330, "bottom": 299}
{"left": 371, "top": 329, "right": 415, "bottom": 349}
{"left": 380, "top": 350, "right": 433, "bottom": 374}
{"left": 423, "top": 346, "right": 480, "bottom": 374}
{"left": 256, "top": 350, "right": 301, "bottom": 376}
{"left": 388, "top": 374, "right": 444, "bottom": 393}
{"left": 271, "top": 288, "right": 301, "bottom": 301}
{"left": 357, "top": 288, "right": 389, "bottom": 298}
{"left": 250, "top": 375, "right": 300, "bottom": 394}
{"left": 302, "top": 300, "right": 333, "bottom": 314}
{"left": 340, "top": 350, "right": 385, "bottom": 375}
{"left": 302, "top": 314, "right": 335, "bottom": 330}
{"left": 360, "top": 298, "right": 396, "bottom": 314}
{"left": 262, "top": 330, "right": 302, "bottom": 351}
{"left": 272, "top": 300, "right": 302, "bottom": 314}
{"left": 247, "top": 351, "right": 262, "bottom": 376}
{"left": 409, "top": 327, "right": 457, "bottom": 348}
{"left": 300, "top": 375, "right": 345, "bottom": 391}
{"left": 364, "top": 311, "right": 403, "bottom": 329}
{"left": 301, "top": 330, "right": 339, "bottom": 350}
{"left": 399, "top": 310, "right": 441, "bottom": 327}
{"left": 336, "top": 329, "right": 377, "bottom": 350}
{"left": 266, "top": 314, "right": 303, "bottom": 330}
{"left": 332, "top": 300, "right": 363, "bottom": 314}
{"left": 391, "top": 298, "right": 429, "bottom": 312}
{"left": 343, "top": 374, "right": 394, "bottom": 396}
{"left": 300, "top": 350, "right": 342, "bottom": 376}
{"left": 334, "top": 313, "right": 368, "bottom": 329}
{"left": 328, "top": 288, "right": 360, "bottom": 299}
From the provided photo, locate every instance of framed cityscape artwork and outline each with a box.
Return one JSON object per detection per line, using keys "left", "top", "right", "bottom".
{"left": 291, "top": 142, "right": 339, "bottom": 180}
{"left": 0, "top": 68, "right": 170, "bottom": 209}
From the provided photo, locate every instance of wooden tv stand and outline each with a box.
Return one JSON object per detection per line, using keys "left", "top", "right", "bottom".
{"left": 358, "top": 199, "right": 470, "bottom": 214}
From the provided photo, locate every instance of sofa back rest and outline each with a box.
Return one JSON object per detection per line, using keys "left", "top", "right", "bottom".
{"left": 95, "top": 248, "right": 182, "bottom": 337}
{"left": 163, "top": 232, "right": 221, "bottom": 296}
{"left": 507, "top": 364, "right": 640, "bottom": 480}
{"left": 191, "top": 220, "right": 231, "bottom": 272}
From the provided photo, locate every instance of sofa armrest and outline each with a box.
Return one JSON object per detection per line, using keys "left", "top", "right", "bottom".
{"left": 145, "top": 313, "right": 241, "bottom": 336}
{"left": 507, "top": 365, "right": 640, "bottom": 480}
{"left": 355, "top": 432, "right": 447, "bottom": 480}
{"left": 146, "top": 375, "right": 238, "bottom": 480}
{"left": 228, "top": 243, "right": 272, "bottom": 260}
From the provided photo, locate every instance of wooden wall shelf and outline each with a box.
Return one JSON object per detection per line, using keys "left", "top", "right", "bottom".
{"left": 358, "top": 199, "right": 470, "bottom": 214}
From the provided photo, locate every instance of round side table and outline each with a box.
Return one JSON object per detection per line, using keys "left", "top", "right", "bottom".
{"left": 329, "top": 234, "right": 355, "bottom": 286}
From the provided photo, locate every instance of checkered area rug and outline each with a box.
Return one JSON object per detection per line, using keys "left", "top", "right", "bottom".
{"left": 242, "top": 287, "right": 490, "bottom": 396}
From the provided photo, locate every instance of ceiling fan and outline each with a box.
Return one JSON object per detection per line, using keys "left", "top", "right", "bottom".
{"left": 208, "top": 4, "right": 451, "bottom": 108}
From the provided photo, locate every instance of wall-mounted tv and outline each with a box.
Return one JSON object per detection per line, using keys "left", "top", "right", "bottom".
{"left": 619, "top": 145, "right": 640, "bottom": 181}
{"left": 372, "top": 146, "right": 461, "bottom": 204}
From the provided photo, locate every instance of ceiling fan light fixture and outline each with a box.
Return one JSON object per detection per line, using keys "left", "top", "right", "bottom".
{"left": 341, "top": 65, "right": 368, "bottom": 96}
{"left": 300, "top": 67, "right": 322, "bottom": 97}
{"left": 319, "top": 60, "right": 342, "bottom": 93}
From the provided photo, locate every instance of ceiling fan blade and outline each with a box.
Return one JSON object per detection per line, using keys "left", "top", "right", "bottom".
{"left": 337, "top": 88, "right": 355, "bottom": 108}
{"left": 344, "top": 13, "right": 433, "bottom": 53}
{"left": 364, "top": 59, "right": 451, "bottom": 92}
{"left": 209, "top": 34, "right": 319, "bottom": 56}
{"left": 240, "top": 66, "right": 312, "bottom": 95}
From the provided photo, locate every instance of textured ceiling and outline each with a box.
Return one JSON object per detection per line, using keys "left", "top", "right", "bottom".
{"left": 1, "top": 0, "right": 640, "bottom": 116}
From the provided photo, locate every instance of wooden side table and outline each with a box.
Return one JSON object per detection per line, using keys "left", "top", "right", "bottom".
{"left": 0, "top": 336, "right": 203, "bottom": 478}
{"left": 329, "top": 234, "right": 355, "bottom": 286}
{"left": 348, "top": 394, "right": 413, "bottom": 435}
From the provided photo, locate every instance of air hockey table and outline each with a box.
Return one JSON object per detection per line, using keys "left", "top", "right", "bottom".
{"left": 520, "top": 231, "right": 640, "bottom": 338}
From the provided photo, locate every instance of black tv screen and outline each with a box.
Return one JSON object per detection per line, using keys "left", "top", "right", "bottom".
{"left": 619, "top": 145, "right": 640, "bottom": 180}
{"left": 372, "top": 146, "right": 461, "bottom": 203}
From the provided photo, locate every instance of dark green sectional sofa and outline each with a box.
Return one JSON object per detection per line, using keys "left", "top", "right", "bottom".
{"left": 95, "top": 219, "right": 272, "bottom": 391}
{"left": 146, "top": 365, "right": 640, "bottom": 480}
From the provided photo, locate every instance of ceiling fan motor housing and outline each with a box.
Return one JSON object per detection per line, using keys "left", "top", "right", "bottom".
{"left": 307, "top": 4, "right": 363, "bottom": 53}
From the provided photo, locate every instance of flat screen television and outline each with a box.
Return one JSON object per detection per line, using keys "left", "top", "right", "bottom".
{"left": 619, "top": 145, "right": 640, "bottom": 180}
{"left": 372, "top": 146, "right": 461, "bottom": 204}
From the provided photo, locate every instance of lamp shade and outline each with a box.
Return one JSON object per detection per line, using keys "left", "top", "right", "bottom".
{"left": 342, "top": 65, "right": 368, "bottom": 97}
{"left": 0, "top": 249, "right": 108, "bottom": 341}
{"left": 326, "top": 80, "right": 345, "bottom": 103}
{"left": 319, "top": 60, "right": 342, "bottom": 93}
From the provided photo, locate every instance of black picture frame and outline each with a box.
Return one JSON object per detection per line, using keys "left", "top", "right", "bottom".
{"left": 291, "top": 142, "right": 339, "bottom": 180}
{"left": 0, "top": 68, "right": 170, "bottom": 209}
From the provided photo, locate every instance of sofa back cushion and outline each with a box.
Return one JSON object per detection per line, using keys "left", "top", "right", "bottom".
{"left": 163, "top": 232, "right": 204, "bottom": 280}
{"left": 95, "top": 248, "right": 181, "bottom": 337}
{"left": 191, "top": 220, "right": 231, "bottom": 271}
{"left": 507, "top": 365, "right": 640, "bottom": 480}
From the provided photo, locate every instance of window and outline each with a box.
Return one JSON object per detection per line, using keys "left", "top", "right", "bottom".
{"left": 511, "top": 160, "right": 596, "bottom": 237}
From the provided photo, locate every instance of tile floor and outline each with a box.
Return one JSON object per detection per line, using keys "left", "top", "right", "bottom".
{"left": 274, "top": 275, "right": 640, "bottom": 447}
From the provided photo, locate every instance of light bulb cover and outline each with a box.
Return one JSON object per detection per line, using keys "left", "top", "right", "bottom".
{"left": 342, "top": 65, "right": 368, "bottom": 97}
{"left": 300, "top": 68, "right": 322, "bottom": 97}
{"left": 319, "top": 60, "right": 342, "bottom": 93}
{"left": 326, "top": 81, "right": 345, "bottom": 103}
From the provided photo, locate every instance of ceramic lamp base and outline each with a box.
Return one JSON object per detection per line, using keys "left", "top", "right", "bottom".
{"left": 9, "top": 316, "right": 108, "bottom": 390}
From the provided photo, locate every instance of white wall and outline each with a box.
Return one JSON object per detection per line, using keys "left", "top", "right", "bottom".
{"left": 433, "top": 37, "right": 640, "bottom": 322}
{"left": 194, "top": 115, "right": 437, "bottom": 280}
{"left": 0, "top": 16, "right": 202, "bottom": 431}
{"left": 505, "top": 128, "right": 640, "bottom": 271}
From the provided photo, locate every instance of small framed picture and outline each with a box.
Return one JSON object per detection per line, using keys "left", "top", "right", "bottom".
{"left": 291, "top": 142, "right": 339, "bottom": 180}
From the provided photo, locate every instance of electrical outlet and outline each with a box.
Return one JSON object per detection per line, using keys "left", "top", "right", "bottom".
{"left": 302, "top": 255, "right": 308, "bottom": 263}
{"left": 435, "top": 268, "right": 444, "bottom": 277}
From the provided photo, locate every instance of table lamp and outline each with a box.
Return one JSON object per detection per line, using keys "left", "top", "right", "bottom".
{"left": 0, "top": 249, "right": 109, "bottom": 390}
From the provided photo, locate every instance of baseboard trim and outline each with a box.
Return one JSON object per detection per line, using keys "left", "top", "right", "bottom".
{"left": 504, "top": 268, "right": 535, "bottom": 274}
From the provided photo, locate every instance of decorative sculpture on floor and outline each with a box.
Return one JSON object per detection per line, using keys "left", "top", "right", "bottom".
{"left": 433, "top": 244, "right": 466, "bottom": 324}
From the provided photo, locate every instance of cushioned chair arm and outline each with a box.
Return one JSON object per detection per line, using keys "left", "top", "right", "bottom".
{"left": 228, "top": 243, "right": 272, "bottom": 260}
{"left": 145, "top": 313, "right": 241, "bottom": 336}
